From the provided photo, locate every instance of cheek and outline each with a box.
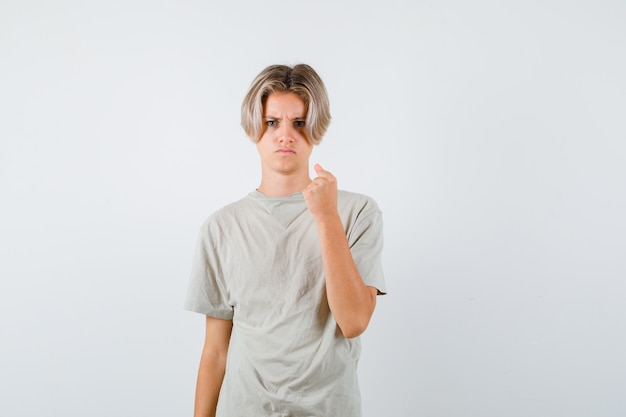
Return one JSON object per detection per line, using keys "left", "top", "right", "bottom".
{"left": 257, "top": 131, "right": 271, "bottom": 146}
{"left": 296, "top": 130, "right": 310, "bottom": 144}
{"left": 256, "top": 138, "right": 269, "bottom": 155}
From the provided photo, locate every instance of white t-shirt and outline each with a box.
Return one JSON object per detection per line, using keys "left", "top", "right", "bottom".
{"left": 185, "top": 190, "right": 386, "bottom": 417}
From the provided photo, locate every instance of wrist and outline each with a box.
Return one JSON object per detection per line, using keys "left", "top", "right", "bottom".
{"left": 314, "top": 212, "right": 342, "bottom": 229}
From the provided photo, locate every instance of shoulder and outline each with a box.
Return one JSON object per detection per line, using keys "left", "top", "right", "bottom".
{"left": 337, "top": 190, "right": 382, "bottom": 214}
{"left": 337, "top": 190, "right": 383, "bottom": 229}
{"left": 338, "top": 190, "right": 384, "bottom": 246}
{"left": 199, "top": 194, "right": 257, "bottom": 234}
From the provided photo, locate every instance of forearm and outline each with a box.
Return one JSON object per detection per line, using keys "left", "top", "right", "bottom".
{"left": 317, "top": 214, "right": 376, "bottom": 338}
{"left": 194, "top": 350, "right": 227, "bottom": 417}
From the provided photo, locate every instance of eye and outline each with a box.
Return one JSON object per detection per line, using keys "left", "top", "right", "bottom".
{"left": 294, "top": 120, "right": 305, "bottom": 128}
{"left": 266, "top": 120, "right": 277, "bottom": 127}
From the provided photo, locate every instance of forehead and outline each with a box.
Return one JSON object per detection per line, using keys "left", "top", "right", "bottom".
{"left": 263, "top": 92, "right": 307, "bottom": 116}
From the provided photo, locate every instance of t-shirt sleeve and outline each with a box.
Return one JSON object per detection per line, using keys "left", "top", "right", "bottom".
{"left": 347, "top": 198, "right": 387, "bottom": 295}
{"left": 184, "top": 219, "right": 234, "bottom": 319}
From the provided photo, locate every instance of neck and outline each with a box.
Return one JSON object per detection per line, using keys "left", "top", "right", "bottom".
{"left": 257, "top": 172, "right": 311, "bottom": 197}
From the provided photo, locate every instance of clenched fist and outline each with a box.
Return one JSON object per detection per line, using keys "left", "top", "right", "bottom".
{"left": 303, "top": 164, "right": 339, "bottom": 223}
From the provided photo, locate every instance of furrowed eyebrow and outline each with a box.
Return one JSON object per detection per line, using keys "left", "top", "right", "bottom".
{"left": 263, "top": 116, "right": 306, "bottom": 120}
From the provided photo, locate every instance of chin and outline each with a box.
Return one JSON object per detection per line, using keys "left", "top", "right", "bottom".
{"left": 275, "top": 164, "right": 302, "bottom": 175}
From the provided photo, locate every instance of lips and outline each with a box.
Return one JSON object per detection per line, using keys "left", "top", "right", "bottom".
{"left": 276, "top": 148, "right": 295, "bottom": 155}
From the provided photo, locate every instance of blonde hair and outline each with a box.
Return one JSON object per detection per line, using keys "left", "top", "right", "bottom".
{"left": 241, "top": 64, "right": 331, "bottom": 144}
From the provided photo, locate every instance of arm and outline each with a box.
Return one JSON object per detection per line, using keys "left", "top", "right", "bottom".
{"left": 194, "top": 316, "right": 233, "bottom": 417}
{"left": 303, "top": 164, "right": 378, "bottom": 338}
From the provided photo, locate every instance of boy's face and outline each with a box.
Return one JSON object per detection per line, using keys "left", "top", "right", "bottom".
{"left": 257, "top": 92, "right": 313, "bottom": 177}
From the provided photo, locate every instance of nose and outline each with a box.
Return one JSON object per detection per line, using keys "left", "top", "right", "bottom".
{"left": 277, "top": 122, "right": 296, "bottom": 143}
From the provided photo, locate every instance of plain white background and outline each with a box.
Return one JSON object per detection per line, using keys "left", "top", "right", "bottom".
{"left": 1, "top": 1, "right": 625, "bottom": 416}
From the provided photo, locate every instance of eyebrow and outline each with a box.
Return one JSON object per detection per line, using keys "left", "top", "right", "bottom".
{"left": 263, "top": 115, "right": 306, "bottom": 120}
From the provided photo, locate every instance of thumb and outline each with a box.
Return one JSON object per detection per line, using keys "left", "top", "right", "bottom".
{"left": 314, "top": 163, "right": 324, "bottom": 175}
